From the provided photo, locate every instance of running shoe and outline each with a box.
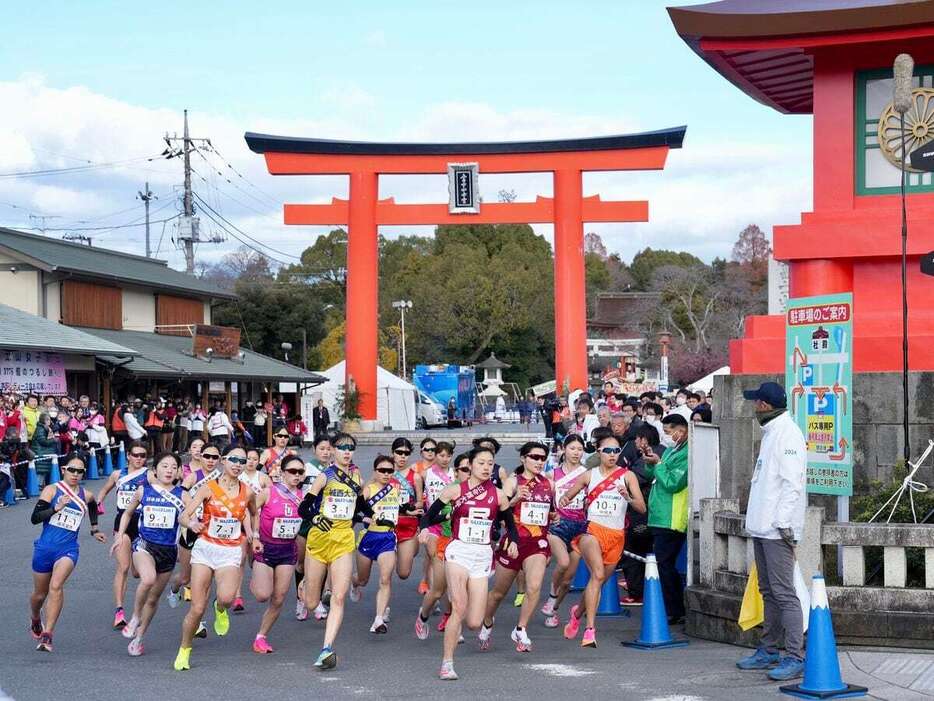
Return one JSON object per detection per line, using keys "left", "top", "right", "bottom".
{"left": 121, "top": 616, "right": 140, "bottom": 639}
{"left": 417, "top": 579, "right": 429, "bottom": 595}
{"left": 173, "top": 646, "right": 191, "bottom": 671}
{"left": 513, "top": 591, "right": 525, "bottom": 607}
{"left": 321, "top": 590, "right": 332, "bottom": 606}
{"left": 620, "top": 595, "right": 643, "bottom": 606}
{"left": 253, "top": 635, "right": 274, "bottom": 654}
{"left": 232, "top": 597, "right": 245, "bottom": 613}
{"left": 166, "top": 589, "right": 181, "bottom": 609}
{"left": 563, "top": 604, "right": 581, "bottom": 640}
{"left": 543, "top": 614, "right": 560, "bottom": 628}
{"left": 314, "top": 647, "right": 337, "bottom": 670}
{"left": 458, "top": 634, "right": 465, "bottom": 644}
{"left": 295, "top": 598, "right": 308, "bottom": 621}
{"left": 127, "top": 637, "right": 144, "bottom": 657}
{"left": 213, "top": 601, "right": 230, "bottom": 636}
{"left": 581, "top": 627, "right": 596, "bottom": 648}
{"left": 194, "top": 621, "right": 208, "bottom": 639}
{"left": 477, "top": 621, "right": 493, "bottom": 651}
{"left": 767, "top": 656, "right": 804, "bottom": 681}
{"left": 182, "top": 586, "right": 191, "bottom": 602}
{"left": 439, "top": 660, "right": 458, "bottom": 681}
{"left": 313, "top": 603, "right": 329, "bottom": 620}
{"left": 383, "top": 606, "right": 391, "bottom": 622}
{"left": 36, "top": 632, "right": 52, "bottom": 653}
{"left": 541, "top": 598, "right": 556, "bottom": 616}
{"left": 437, "top": 612, "right": 450, "bottom": 632}
{"left": 370, "top": 618, "right": 388, "bottom": 634}
{"left": 415, "top": 615, "right": 430, "bottom": 640}
{"left": 511, "top": 627, "right": 532, "bottom": 653}
{"left": 29, "top": 618, "right": 43, "bottom": 640}
{"left": 350, "top": 585, "right": 362, "bottom": 603}
{"left": 112, "top": 607, "right": 127, "bottom": 630}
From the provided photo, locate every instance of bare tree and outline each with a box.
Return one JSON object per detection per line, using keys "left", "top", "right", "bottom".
{"left": 652, "top": 264, "right": 722, "bottom": 352}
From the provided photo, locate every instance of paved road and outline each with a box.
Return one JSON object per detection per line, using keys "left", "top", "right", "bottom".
{"left": 0, "top": 448, "right": 844, "bottom": 700}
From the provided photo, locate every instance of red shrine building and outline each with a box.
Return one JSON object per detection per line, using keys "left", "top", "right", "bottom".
{"left": 670, "top": 0, "right": 934, "bottom": 373}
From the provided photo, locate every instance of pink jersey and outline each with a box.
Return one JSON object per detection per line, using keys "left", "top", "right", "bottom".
{"left": 554, "top": 463, "right": 588, "bottom": 521}
{"left": 259, "top": 483, "right": 303, "bottom": 544}
{"left": 451, "top": 479, "right": 499, "bottom": 546}
{"left": 512, "top": 473, "right": 554, "bottom": 538}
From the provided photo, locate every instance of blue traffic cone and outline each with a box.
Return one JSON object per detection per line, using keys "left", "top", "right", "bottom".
{"left": 117, "top": 441, "right": 127, "bottom": 475}
{"left": 570, "top": 559, "right": 590, "bottom": 591}
{"left": 3, "top": 473, "right": 15, "bottom": 506}
{"left": 596, "top": 570, "right": 630, "bottom": 617}
{"left": 87, "top": 449, "right": 100, "bottom": 480}
{"left": 780, "top": 576, "right": 868, "bottom": 699}
{"left": 623, "top": 554, "right": 688, "bottom": 650}
{"left": 103, "top": 444, "right": 113, "bottom": 476}
{"left": 49, "top": 456, "right": 62, "bottom": 485}
{"left": 26, "top": 460, "right": 40, "bottom": 497}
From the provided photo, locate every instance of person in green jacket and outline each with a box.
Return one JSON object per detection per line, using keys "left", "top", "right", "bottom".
{"left": 642, "top": 413, "right": 689, "bottom": 624}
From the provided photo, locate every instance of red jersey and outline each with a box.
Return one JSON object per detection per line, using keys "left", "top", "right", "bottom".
{"left": 512, "top": 473, "right": 553, "bottom": 538}
{"left": 451, "top": 479, "right": 498, "bottom": 545}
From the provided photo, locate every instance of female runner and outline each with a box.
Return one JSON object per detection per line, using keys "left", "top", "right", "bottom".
{"left": 295, "top": 434, "right": 332, "bottom": 621}
{"left": 250, "top": 454, "right": 305, "bottom": 653}
{"left": 478, "top": 441, "right": 554, "bottom": 653}
{"left": 559, "top": 433, "right": 645, "bottom": 648}
{"left": 390, "top": 437, "right": 424, "bottom": 582}
{"left": 412, "top": 437, "right": 438, "bottom": 594}
{"left": 419, "top": 446, "right": 518, "bottom": 680}
{"left": 259, "top": 428, "right": 294, "bottom": 480}
{"left": 297, "top": 432, "right": 365, "bottom": 670}
{"left": 96, "top": 441, "right": 149, "bottom": 629}
{"left": 29, "top": 454, "right": 106, "bottom": 652}
{"left": 112, "top": 452, "right": 186, "bottom": 656}
{"left": 232, "top": 447, "right": 269, "bottom": 612}
{"left": 541, "top": 434, "right": 590, "bottom": 627}
{"left": 350, "top": 454, "right": 401, "bottom": 633}
{"left": 173, "top": 445, "right": 260, "bottom": 671}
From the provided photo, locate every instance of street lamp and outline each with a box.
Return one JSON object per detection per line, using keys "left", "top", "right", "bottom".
{"left": 392, "top": 300, "right": 413, "bottom": 379}
{"left": 281, "top": 342, "right": 293, "bottom": 363}
{"left": 658, "top": 331, "right": 672, "bottom": 393}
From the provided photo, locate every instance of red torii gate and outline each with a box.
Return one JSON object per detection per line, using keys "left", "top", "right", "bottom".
{"left": 246, "top": 129, "right": 685, "bottom": 421}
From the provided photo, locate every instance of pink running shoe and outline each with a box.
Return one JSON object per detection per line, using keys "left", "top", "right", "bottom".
{"left": 232, "top": 597, "right": 245, "bottom": 613}
{"left": 563, "top": 605, "right": 581, "bottom": 640}
{"left": 253, "top": 635, "right": 274, "bottom": 654}
{"left": 540, "top": 599, "right": 556, "bottom": 616}
{"left": 543, "top": 614, "right": 560, "bottom": 628}
{"left": 113, "top": 608, "right": 127, "bottom": 630}
{"left": 437, "top": 612, "right": 450, "bottom": 632}
{"left": 29, "top": 618, "right": 42, "bottom": 640}
{"left": 415, "top": 615, "right": 429, "bottom": 640}
{"left": 581, "top": 627, "right": 597, "bottom": 648}
{"left": 127, "top": 637, "right": 144, "bottom": 657}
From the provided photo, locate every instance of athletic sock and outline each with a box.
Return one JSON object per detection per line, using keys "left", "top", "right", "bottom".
{"left": 515, "top": 626, "right": 524, "bottom": 631}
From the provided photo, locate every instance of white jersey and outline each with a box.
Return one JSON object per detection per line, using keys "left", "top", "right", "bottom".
{"left": 585, "top": 467, "right": 629, "bottom": 531}
{"left": 423, "top": 465, "right": 454, "bottom": 506}
{"left": 239, "top": 470, "right": 263, "bottom": 494}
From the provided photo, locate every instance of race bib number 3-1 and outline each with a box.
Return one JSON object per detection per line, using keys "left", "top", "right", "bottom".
{"left": 50, "top": 507, "right": 82, "bottom": 532}
{"left": 272, "top": 517, "right": 301, "bottom": 540}
{"left": 142, "top": 505, "right": 176, "bottom": 530}
{"left": 208, "top": 517, "right": 241, "bottom": 541}
{"left": 116, "top": 490, "right": 135, "bottom": 511}
{"left": 323, "top": 494, "right": 355, "bottom": 520}
{"left": 459, "top": 517, "right": 492, "bottom": 545}
{"left": 520, "top": 501, "right": 550, "bottom": 527}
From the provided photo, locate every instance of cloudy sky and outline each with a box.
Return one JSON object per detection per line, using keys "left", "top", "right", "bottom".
{"left": 0, "top": 0, "right": 813, "bottom": 270}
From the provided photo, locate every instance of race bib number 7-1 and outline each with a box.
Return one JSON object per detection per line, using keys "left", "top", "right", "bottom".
{"left": 208, "top": 517, "right": 241, "bottom": 541}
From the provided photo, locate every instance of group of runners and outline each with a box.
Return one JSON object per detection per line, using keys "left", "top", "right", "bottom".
{"left": 27, "top": 428, "right": 647, "bottom": 680}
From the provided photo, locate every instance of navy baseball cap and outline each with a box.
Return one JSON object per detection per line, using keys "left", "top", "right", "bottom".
{"left": 742, "top": 381, "right": 787, "bottom": 409}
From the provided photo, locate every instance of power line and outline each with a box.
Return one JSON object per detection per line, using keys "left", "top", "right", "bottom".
{"left": 201, "top": 143, "right": 282, "bottom": 207}
{"left": 0, "top": 154, "right": 166, "bottom": 179}
{"left": 196, "top": 204, "right": 292, "bottom": 267}
{"left": 15, "top": 213, "right": 180, "bottom": 233}
{"left": 192, "top": 191, "right": 301, "bottom": 261}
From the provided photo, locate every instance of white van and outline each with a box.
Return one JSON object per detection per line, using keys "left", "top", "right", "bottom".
{"left": 417, "top": 391, "right": 446, "bottom": 428}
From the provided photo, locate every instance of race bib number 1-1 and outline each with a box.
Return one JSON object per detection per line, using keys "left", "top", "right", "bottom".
{"left": 459, "top": 517, "right": 492, "bottom": 545}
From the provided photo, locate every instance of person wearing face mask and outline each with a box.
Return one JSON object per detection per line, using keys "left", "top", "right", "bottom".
{"left": 736, "top": 382, "right": 807, "bottom": 683}
{"left": 671, "top": 389, "right": 693, "bottom": 422}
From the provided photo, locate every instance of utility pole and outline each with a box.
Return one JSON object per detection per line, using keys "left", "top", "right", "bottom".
{"left": 137, "top": 182, "right": 156, "bottom": 257}
{"left": 63, "top": 234, "right": 92, "bottom": 246}
{"left": 392, "top": 300, "right": 413, "bottom": 379}
{"left": 165, "top": 110, "right": 211, "bottom": 273}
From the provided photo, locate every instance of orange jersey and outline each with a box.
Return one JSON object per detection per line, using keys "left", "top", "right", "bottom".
{"left": 200, "top": 480, "right": 249, "bottom": 547}
{"left": 412, "top": 460, "right": 434, "bottom": 477}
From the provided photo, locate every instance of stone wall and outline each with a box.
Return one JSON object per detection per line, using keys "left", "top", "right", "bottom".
{"left": 713, "top": 372, "right": 934, "bottom": 504}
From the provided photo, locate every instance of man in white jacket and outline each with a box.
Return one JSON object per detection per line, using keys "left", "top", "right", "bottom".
{"left": 736, "top": 381, "right": 807, "bottom": 682}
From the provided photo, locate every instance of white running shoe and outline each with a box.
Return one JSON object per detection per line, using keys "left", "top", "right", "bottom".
{"left": 439, "top": 660, "right": 458, "bottom": 681}
{"left": 541, "top": 598, "right": 556, "bottom": 616}
{"left": 415, "top": 615, "right": 430, "bottom": 640}
{"left": 127, "top": 637, "right": 144, "bottom": 657}
{"left": 121, "top": 617, "right": 140, "bottom": 639}
{"left": 370, "top": 617, "right": 388, "bottom": 634}
{"left": 295, "top": 598, "right": 308, "bottom": 621}
{"left": 478, "top": 621, "right": 493, "bottom": 651}
{"left": 314, "top": 603, "right": 329, "bottom": 620}
{"left": 383, "top": 606, "right": 391, "bottom": 622}
{"left": 350, "top": 585, "right": 362, "bottom": 603}
{"left": 166, "top": 590, "right": 181, "bottom": 609}
{"left": 543, "top": 614, "right": 560, "bottom": 628}
{"left": 511, "top": 626, "right": 532, "bottom": 652}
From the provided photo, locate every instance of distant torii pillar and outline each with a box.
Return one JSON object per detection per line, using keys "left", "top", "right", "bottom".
{"left": 246, "top": 129, "right": 685, "bottom": 420}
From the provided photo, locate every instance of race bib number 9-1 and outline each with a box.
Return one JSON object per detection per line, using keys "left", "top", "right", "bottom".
{"left": 142, "top": 505, "right": 176, "bottom": 530}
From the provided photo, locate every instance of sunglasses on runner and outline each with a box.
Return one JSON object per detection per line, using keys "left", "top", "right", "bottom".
{"left": 334, "top": 443, "right": 355, "bottom": 452}
{"left": 226, "top": 456, "right": 248, "bottom": 465}
{"left": 130, "top": 451, "right": 147, "bottom": 458}
{"left": 282, "top": 468, "right": 304, "bottom": 475}
{"left": 375, "top": 467, "right": 395, "bottom": 475}
{"left": 64, "top": 467, "right": 86, "bottom": 475}
{"left": 456, "top": 466, "right": 470, "bottom": 473}
{"left": 526, "top": 454, "right": 548, "bottom": 461}
{"left": 202, "top": 454, "right": 220, "bottom": 460}
{"left": 394, "top": 449, "right": 411, "bottom": 456}
{"left": 422, "top": 447, "right": 436, "bottom": 453}
{"left": 275, "top": 433, "right": 289, "bottom": 439}
{"left": 600, "top": 447, "right": 622, "bottom": 455}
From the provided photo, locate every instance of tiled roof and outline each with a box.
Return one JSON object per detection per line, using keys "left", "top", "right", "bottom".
{"left": 0, "top": 304, "right": 137, "bottom": 355}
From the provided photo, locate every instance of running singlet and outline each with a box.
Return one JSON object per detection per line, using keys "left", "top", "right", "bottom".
{"left": 319, "top": 466, "right": 361, "bottom": 529}
{"left": 365, "top": 481, "right": 401, "bottom": 533}
{"left": 239, "top": 470, "right": 263, "bottom": 495}
{"left": 199, "top": 481, "right": 249, "bottom": 546}
{"left": 301, "top": 459, "right": 328, "bottom": 497}
{"left": 259, "top": 483, "right": 303, "bottom": 543}
{"left": 450, "top": 480, "right": 499, "bottom": 546}
{"left": 423, "top": 465, "right": 453, "bottom": 506}
{"left": 554, "top": 464, "right": 587, "bottom": 521}
{"left": 262, "top": 448, "right": 289, "bottom": 473}
{"left": 585, "top": 467, "right": 629, "bottom": 530}
{"left": 137, "top": 482, "right": 185, "bottom": 546}
{"left": 115, "top": 467, "right": 148, "bottom": 513}
{"left": 512, "top": 473, "right": 554, "bottom": 538}
{"left": 36, "top": 484, "right": 88, "bottom": 549}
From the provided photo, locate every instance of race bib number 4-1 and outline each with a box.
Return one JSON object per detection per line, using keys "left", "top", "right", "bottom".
{"left": 272, "top": 517, "right": 301, "bottom": 540}
{"left": 116, "top": 490, "right": 135, "bottom": 511}
{"left": 208, "top": 517, "right": 241, "bottom": 541}
{"left": 591, "top": 493, "right": 623, "bottom": 518}
{"left": 50, "top": 507, "right": 82, "bottom": 532}
{"left": 520, "top": 501, "right": 550, "bottom": 527}
{"left": 142, "top": 505, "right": 176, "bottom": 530}
{"left": 459, "top": 517, "right": 492, "bottom": 545}
{"left": 323, "top": 494, "right": 355, "bottom": 520}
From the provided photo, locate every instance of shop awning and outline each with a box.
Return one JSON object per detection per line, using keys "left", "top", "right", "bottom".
{"left": 83, "top": 328, "right": 325, "bottom": 384}
{"left": 0, "top": 304, "right": 137, "bottom": 356}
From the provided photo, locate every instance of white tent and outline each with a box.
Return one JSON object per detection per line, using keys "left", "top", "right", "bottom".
{"left": 688, "top": 366, "right": 731, "bottom": 394}
{"left": 301, "top": 361, "right": 419, "bottom": 433}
